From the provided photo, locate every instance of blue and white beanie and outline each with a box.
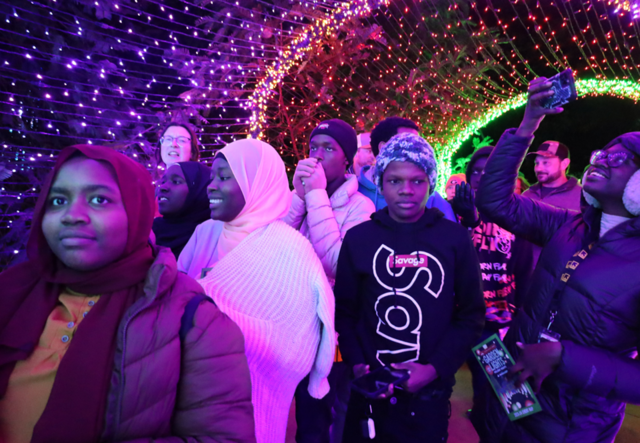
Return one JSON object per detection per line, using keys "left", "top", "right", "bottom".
{"left": 374, "top": 132, "right": 438, "bottom": 196}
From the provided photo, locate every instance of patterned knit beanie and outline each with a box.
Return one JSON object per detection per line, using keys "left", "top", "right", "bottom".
{"left": 374, "top": 132, "right": 438, "bottom": 196}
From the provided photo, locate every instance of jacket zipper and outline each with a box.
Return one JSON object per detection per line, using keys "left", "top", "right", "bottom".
{"left": 109, "top": 288, "right": 156, "bottom": 439}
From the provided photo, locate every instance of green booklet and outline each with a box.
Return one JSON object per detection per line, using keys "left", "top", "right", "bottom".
{"left": 472, "top": 334, "right": 542, "bottom": 421}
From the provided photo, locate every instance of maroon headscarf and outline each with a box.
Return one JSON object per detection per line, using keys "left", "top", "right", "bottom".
{"left": 0, "top": 145, "right": 155, "bottom": 443}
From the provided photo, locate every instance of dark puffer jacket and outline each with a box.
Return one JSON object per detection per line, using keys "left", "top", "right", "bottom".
{"left": 475, "top": 128, "right": 640, "bottom": 443}
{"left": 101, "top": 246, "right": 256, "bottom": 442}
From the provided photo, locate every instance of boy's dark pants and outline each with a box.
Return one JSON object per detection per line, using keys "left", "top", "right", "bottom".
{"left": 341, "top": 383, "right": 452, "bottom": 443}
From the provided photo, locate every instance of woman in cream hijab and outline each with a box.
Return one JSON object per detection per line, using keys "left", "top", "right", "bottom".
{"left": 178, "top": 139, "right": 335, "bottom": 443}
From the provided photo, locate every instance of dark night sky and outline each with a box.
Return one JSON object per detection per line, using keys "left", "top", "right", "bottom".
{"left": 452, "top": 96, "right": 640, "bottom": 184}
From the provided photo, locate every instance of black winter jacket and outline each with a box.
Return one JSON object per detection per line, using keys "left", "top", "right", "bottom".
{"left": 475, "top": 128, "right": 640, "bottom": 443}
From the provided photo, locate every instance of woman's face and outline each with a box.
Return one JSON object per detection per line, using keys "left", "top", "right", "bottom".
{"left": 207, "top": 157, "right": 246, "bottom": 222}
{"left": 161, "top": 125, "right": 192, "bottom": 166}
{"left": 42, "top": 157, "right": 129, "bottom": 271}
{"left": 156, "top": 164, "right": 189, "bottom": 216}
{"left": 584, "top": 144, "right": 640, "bottom": 204}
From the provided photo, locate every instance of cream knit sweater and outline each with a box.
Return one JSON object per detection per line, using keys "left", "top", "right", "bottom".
{"left": 198, "top": 220, "right": 335, "bottom": 443}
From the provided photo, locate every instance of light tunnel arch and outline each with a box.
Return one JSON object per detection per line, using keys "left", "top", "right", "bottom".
{"left": 247, "top": 6, "right": 640, "bottom": 194}
{"left": 433, "top": 79, "right": 640, "bottom": 193}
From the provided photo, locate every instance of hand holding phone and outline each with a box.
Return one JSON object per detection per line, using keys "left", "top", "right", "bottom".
{"left": 516, "top": 74, "right": 571, "bottom": 138}
{"left": 391, "top": 362, "right": 438, "bottom": 393}
{"left": 540, "top": 69, "right": 577, "bottom": 109}
{"left": 351, "top": 366, "right": 409, "bottom": 399}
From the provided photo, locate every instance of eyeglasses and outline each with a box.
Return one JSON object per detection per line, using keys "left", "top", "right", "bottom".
{"left": 160, "top": 136, "right": 191, "bottom": 145}
{"left": 590, "top": 150, "right": 637, "bottom": 168}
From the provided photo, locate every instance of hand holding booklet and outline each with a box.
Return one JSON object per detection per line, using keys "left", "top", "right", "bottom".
{"left": 472, "top": 334, "right": 542, "bottom": 421}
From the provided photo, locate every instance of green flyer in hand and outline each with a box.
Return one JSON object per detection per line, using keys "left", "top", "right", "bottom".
{"left": 472, "top": 334, "right": 542, "bottom": 421}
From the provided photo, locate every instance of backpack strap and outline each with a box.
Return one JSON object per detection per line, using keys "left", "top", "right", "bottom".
{"left": 179, "top": 293, "right": 212, "bottom": 342}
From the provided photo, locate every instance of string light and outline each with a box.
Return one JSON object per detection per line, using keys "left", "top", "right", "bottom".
{"left": 247, "top": 0, "right": 640, "bottom": 191}
{"left": 1, "top": 0, "right": 333, "bottom": 267}
{"left": 6, "top": 0, "right": 640, "bottom": 267}
{"left": 247, "top": 0, "right": 392, "bottom": 139}
{"left": 434, "top": 78, "right": 640, "bottom": 193}
{"left": 609, "top": 1, "right": 640, "bottom": 17}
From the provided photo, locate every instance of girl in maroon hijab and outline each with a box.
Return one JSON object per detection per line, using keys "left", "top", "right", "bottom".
{"left": 0, "top": 145, "right": 255, "bottom": 443}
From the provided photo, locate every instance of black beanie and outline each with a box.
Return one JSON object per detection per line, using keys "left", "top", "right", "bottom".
{"left": 310, "top": 119, "right": 358, "bottom": 167}
{"left": 465, "top": 146, "right": 495, "bottom": 183}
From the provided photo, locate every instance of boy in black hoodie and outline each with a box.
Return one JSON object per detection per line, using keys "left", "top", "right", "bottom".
{"left": 335, "top": 132, "right": 485, "bottom": 443}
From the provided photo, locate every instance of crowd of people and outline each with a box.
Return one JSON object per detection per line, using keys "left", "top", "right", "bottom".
{"left": 1, "top": 76, "right": 640, "bottom": 443}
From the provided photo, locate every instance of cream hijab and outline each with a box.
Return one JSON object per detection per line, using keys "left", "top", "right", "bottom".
{"left": 215, "top": 138, "right": 292, "bottom": 260}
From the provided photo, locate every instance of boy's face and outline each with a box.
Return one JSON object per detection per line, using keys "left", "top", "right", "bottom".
{"left": 309, "top": 134, "right": 348, "bottom": 184}
{"left": 469, "top": 156, "right": 488, "bottom": 192}
{"left": 381, "top": 161, "right": 430, "bottom": 223}
{"left": 42, "top": 157, "right": 129, "bottom": 271}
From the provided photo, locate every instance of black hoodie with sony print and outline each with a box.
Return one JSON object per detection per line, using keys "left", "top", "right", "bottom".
{"left": 334, "top": 207, "right": 485, "bottom": 387}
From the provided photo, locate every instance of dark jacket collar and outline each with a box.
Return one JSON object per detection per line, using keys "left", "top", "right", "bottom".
{"left": 580, "top": 205, "right": 640, "bottom": 243}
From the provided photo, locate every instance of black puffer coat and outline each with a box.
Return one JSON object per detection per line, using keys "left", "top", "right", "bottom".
{"left": 474, "top": 128, "right": 640, "bottom": 443}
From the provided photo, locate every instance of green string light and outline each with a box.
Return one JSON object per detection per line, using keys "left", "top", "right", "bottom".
{"left": 432, "top": 78, "right": 640, "bottom": 193}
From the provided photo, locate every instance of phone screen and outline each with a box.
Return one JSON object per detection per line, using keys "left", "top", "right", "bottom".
{"left": 351, "top": 367, "right": 409, "bottom": 397}
{"left": 541, "top": 68, "right": 577, "bottom": 109}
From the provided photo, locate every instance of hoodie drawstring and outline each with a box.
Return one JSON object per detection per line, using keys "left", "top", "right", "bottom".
{"left": 392, "top": 229, "right": 399, "bottom": 308}
{"left": 392, "top": 252, "right": 399, "bottom": 308}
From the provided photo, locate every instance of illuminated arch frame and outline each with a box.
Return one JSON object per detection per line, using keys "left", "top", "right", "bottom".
{"left": 247, "top": 4, "right": 640, "bottom": 192}
{"left": 247, "top": 0, "right": 390, "bottom": 139}
{"left": 433, "top": 78, "right": 640, "bottom": 193}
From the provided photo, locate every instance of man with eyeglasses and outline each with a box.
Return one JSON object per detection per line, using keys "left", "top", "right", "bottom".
{"left": 472, "top": 76, "right": 640, "bottom": 443}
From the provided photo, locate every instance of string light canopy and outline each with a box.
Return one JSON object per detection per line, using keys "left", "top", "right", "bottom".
{"left": 246, "top": 0, "right": 640, "bottom": 188}
{"left": 0, "top": 0, "right": 342, "bottom": 171}
{"left": 246, "top": 0, "right": 392, "bottom": 140}
{"left": 3, "top": 0, "right": 640, "bottom": 267}
{"left": 438, "top": 77, "right": 640, "bottom": 189}
{"left": 0, "top": 0, "right": 349, "bottom": 267}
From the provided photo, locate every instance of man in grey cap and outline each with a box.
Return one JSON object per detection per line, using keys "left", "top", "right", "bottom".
{"left": 523, "top": 141, "right": 582, "bottom": 264}
{"left": 523, "top": 140, "right": 582, "bottom": 211}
